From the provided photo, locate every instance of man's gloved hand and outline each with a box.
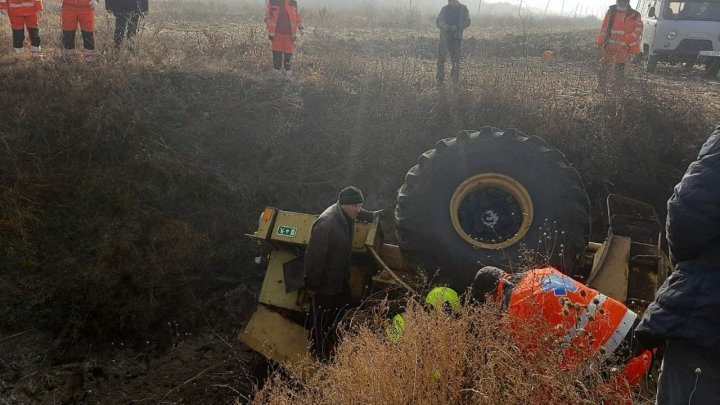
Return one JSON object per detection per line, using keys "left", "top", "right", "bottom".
{"left": 36, "top": 10, "right": 43, "bottom": 17}
{"left": 0, "top": 9, "right": 6, "bottom": 16}
{"left": 268, "top": 34, "right": 275, "bottom": 41}
{"left": 298, "top": 28, "right": 304, "bottom": 36}
{"left": 90, "top": 0, "right": 97, "bottom": 9}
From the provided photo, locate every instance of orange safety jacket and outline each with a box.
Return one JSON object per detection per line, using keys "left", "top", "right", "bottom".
{"left": 264, "top": 0, "right": 303, "bottom": 36}
{"left": 62, "top": 0, "right": 95, "bottom": 7}
{"left": 1, "top": 0, "right": 42, "bottom": 16}
{"left": 596, "top": 6, "right": 643, "bottom": 63}
{"left": 496, "top": 267, "right": 651, "bottom": 388}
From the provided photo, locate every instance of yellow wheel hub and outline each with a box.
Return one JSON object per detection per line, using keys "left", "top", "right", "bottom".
{"left": 449, "top": 173, "right": 534, "bottom": 250}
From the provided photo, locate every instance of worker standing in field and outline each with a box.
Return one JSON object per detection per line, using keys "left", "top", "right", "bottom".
{"left": 0, "top": 0, "right": 44, "bottom": 59}
{"left": 435, "top": 0, "right": 470, "bottom": 84}
{"left": 61, "top": 0, "right": 99, "bottom": 61}
{"left": 635, "top": 124, "right": 720, "bottom": 403}
{"left": 264, "top": 0, "right": 303, "bottom": 81}
{"left": 596, "top": 0, "right": 643, "bottom": 92}
{"left": 472, "top": 266, "right": 653, "bottom": 394}
{"left": 106, "top": 0, "right": 148, "bottom": 47}
{"left": 304, "top": 187, "right": 377, "bottom": 361}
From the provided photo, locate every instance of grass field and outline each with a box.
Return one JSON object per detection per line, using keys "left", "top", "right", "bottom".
{"left": 0, "top": 0, "right": 718, "bottom": 403}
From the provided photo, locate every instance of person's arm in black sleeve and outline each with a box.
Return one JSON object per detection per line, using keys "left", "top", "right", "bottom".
{"left": 461, "top": 5, "right": 471, "bottom": 29}
{"left": 304, "top": 219, "right": 330, "bottom": 292}
{"left": 666, "top": 129, "right": 720, "bottom": 263}
{"left": 436, "top": 7, "right": 447, "bottom": 30}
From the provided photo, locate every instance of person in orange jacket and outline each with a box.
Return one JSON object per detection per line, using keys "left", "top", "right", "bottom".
{"left": 62, "top": 0, "right": 98, "bottom": 60}
{"left": 264, "top": 0, "right": 303, "bottom": 80}
{"left": 472, "top": 266, "right": 654, "bottom": 396}
{"left": 596, "top": 0, "right": 643, "bottom": 91}
{"left": 0, "top": 0, "right": 44, "bottom": 59}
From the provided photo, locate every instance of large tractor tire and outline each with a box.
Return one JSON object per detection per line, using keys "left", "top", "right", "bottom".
{"left": 395, "top": 128, "right": 590, "bottom": 291}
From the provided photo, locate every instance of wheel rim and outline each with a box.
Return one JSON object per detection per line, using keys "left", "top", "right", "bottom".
{"left": 450, "top": 173, "right": 534, "bottom": 249}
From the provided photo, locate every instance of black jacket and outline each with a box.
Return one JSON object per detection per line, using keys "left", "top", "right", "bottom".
{"left": 303, "top": 204, "right": 354, "bottom": 296}
{"left": 636, "top": 124, "right": 720, "bottom": 355}
{"left": 106, "top": 0, "right": 148, "bottom": 13}
{"left": 436, "top": 2, "right": 471, "bottom": 39}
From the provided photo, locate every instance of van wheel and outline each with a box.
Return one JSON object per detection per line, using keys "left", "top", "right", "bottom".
{"left": 395, "top": 128, "right": 591, "bottom": 291}
{"left": 705, "top": 58, "right": 720, "bottom": 78}
{"left": 646, "top": 55, "right": 658, "bottom": 73}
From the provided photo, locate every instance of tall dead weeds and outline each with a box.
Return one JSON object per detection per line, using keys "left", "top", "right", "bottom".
{"left": 253, "top": 299, "right": 638, "bottom": 404}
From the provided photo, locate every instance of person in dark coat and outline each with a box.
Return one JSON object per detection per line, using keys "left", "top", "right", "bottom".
{"left": 105, "top": 0, "right": 148, "bottom": 47}
{"left": 304, "top": 186, "right": 376, "bottom": 361}
{"left": 435, "top": 0, "right": 470, "bottom": 84}
{"left": 635, "top": 124, "right": 720, "bottom": 403}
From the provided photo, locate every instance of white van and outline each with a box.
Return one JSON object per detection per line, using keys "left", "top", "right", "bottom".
{"left": 634, "top": 0, "right": 720, "bottom": 76}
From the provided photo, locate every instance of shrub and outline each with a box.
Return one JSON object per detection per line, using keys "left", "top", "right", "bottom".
{"left": 253, "top": 299, "right": 643, "bottom": 404}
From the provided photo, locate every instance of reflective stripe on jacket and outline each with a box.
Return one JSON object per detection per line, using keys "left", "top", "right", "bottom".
{"left": 596, "top": 6, "right": 643, "bottom": 62}
{"left": 505, "top": 268, "right": 637, "bottom": 363}
{"left": 264, "top": 0, "right": 302, "bottom": 36}
{"left": 2, "top": 0, "right": 42, "bottom": 16}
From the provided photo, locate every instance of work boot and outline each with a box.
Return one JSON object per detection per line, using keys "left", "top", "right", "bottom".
{"left": 64, "top": 49, "right": 80, "bottom": 61}
{"left": 82, "top": 48, "right": 97, "bottom": 63}
{"left": 284, "top": 69, "right": 293, "bottom": 81}
{"left": 13, "top": 48, "right": 23, "bottom": 55}
{"left": 30, "top": 46, "right": 43, "bottom": 60}
{"left": 273, "top": 69, "right": 283, "bottom": 80}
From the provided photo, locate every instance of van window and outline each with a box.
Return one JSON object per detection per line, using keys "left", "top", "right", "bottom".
{"left": 663, "top": 1, "right": 720, "bottom": 20}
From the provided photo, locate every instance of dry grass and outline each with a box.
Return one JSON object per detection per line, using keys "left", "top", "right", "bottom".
{"left": 253, "top": 299, "right": 644, "bottom": 404}
{"left": 0, "top": 1, "right": 717, "bottom": 401}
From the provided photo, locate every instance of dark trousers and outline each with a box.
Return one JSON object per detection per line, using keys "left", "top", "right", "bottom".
{"left": 62, "top": 30, "right": 94, "bottom": 50}
{"left": 657, "top": 340, "right": 720, "bottom": 404}
{"left": 308, "top": 287, "right": 352, "bottom": 362}
{"left": 113, "top": 11, "right": 141, "bottom": 47}
{"left": 12, "top": 28, "right": 40, "bottom": 48}
{"left": 272, "top": 51, "right": 292, "bottom": 71}
{"left": 597, "top": 62, "right": 625, "bottom": 91}
{"left": 437, "top": 36, "right": 462, "bottom": 83}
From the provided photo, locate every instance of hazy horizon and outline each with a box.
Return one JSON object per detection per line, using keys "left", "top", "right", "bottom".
{"left": 245, "top": 0, "right": 616, "bottom": 18}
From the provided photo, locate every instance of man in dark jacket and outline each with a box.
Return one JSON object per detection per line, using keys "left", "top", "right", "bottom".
{"left": 304, "top": 186, "right": 375, "bottom": 360}
{"left": 636, "top": 124, "right": 720, "bottom": 403}
{"left": 106, "top": 0, "right": 148, "bottom": 47}
{"left": 436, "top": 0, "right": 470, "bottom": 84}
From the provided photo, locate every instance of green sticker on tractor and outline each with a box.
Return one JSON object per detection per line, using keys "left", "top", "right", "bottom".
{"left": 277, "top": 226, "right": 297, "bottom": 237}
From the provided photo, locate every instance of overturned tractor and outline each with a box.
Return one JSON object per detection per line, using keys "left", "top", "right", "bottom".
{"left": 240, "top": 127, "right": 671, "bottom": 366}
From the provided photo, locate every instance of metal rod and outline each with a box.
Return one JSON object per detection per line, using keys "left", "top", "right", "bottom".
{"left": 367, "top": 246, "right": 418, "bottom": 296}
{"left": 0, "top": 328, "right": 37, "bottom": 344}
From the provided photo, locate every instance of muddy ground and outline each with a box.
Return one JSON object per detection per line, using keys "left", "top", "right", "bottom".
{"left": 1, "top": 277, "right": 266, "bottom": 404}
